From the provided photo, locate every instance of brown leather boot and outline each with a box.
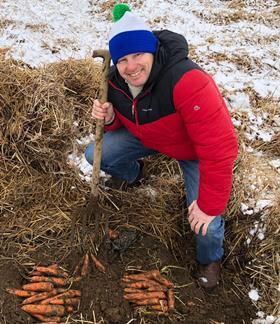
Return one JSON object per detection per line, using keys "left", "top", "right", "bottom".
{"left": 196, "top": 261, "right": 221, "bottom": 291}
{"left": 105, "top": 160, "right": 145, "bottom": 190}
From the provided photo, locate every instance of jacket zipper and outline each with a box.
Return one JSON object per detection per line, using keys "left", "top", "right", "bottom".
{"left": 132, "top": 99, "right": 138, "bottom": 124}
{"left": 109, "top": 81, "right": 149, "bottom": 125}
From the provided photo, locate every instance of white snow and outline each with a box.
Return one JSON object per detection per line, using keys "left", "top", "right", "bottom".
{"left": 252, "top": 312, "right": 279, "bottom": 324}
{"left": 249, "top": 289, "right": 260, "bottom": 301}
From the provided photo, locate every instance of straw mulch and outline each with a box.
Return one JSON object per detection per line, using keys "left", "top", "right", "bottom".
{"left": 0, "top": 56, "right": 279, "bottom": 316}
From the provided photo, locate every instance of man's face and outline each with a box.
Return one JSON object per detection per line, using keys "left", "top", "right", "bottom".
{"left": 116, "top": 53, "right": 154, "bottom": 87}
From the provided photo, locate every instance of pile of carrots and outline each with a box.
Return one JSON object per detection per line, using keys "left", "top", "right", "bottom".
{"left": 6, "top": 253, "right": 106, "bottom": 323}
{"left": 122, "top": 270, "right": 175, "bottom": 315}
{"left": 6, "top": 263, "right": 81, "bottom": 323}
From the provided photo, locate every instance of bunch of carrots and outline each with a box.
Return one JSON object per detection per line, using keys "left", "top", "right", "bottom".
{"left": 6, "top": 254, "right": 106, "bottom": 323}
{"left": 122, "top": 270, "right": 175, "bottom": 315}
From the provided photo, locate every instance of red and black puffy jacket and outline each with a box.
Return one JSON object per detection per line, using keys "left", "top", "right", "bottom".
{"left": 106, "top": 30, "right": 238, "bottom": 216}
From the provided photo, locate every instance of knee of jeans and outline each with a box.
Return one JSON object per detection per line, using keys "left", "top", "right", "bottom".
{"left": 85, "top": 143, "right": 94, "bottom": 165}
{"left": 206, "top": 217, "right": 224, "bottom": 236}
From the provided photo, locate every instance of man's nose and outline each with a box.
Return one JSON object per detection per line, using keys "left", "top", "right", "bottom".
{"left": 126, "top": 59, "right": 137, "bottom": 71}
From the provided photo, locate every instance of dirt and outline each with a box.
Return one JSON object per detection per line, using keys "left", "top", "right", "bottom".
{"left": 0, "top": 226, "right": 257, "bottom": 324}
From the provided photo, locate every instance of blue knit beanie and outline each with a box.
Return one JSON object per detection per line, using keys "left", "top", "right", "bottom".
{"left": 109, "top": 4, "right": 158, "bottom": 64}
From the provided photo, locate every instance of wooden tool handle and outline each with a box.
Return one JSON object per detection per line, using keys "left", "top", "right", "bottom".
{"left": 91, "top": 50, "right": 111, "bottom": 198}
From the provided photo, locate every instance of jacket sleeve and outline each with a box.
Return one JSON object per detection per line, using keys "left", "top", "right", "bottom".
{"left": 104, "top": 110, "right": 123, "bottom": 131}
{"left": 173, "top": 69, "right": 238, "bottom": 216}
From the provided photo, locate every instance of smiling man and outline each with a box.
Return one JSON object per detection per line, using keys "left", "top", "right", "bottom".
{"left": 116, "top": 53, "right": 154, "bottom": 87}
{"left": 85, "top": 3, "right": 238, "bottom": 291}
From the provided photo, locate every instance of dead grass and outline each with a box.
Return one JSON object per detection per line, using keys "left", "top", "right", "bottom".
{"left": 97, "top": 0, "right": 146, "bottom": 21}
{"left": 0, "top": 18, "right": 14, "bottom": 29}
{"left": 193, "top": 1, "right": 280, "bottom": 27}
{"left": 25, "top": 23, "right": 48, "bottom": 32}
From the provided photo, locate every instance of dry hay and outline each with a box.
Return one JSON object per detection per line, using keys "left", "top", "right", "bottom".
{"left": 0, "top": 56, "right": 102, "bottom": 260}
{"left": 196, "top": 1, "right": 280, "bottom": 27}
{"left": 0, "top": 18, "right": 15, "bottom": 29}
{"left": 209, "top": 52, "right": 263, "bottom": 72}
{"left": 103, "top": 156, "right": 185, "bottom": 248}
{"left": 224, "top": 138, "right": 280, "bottom": 314}
{"left": 244, "top": 193, "right": 280, "bottom": 315}
{"left": 251, "top": 98, "right": 280, "bottom": 157}
{"left": 25, "top": 23, "right": 48, "bottom": 32}
{"left": 0, "top": 56, "right": 279, "bottom": 316}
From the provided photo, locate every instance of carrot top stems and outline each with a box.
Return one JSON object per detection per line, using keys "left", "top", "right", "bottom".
{"left": 150, "top": 304, "right": 169, "bottom": 312}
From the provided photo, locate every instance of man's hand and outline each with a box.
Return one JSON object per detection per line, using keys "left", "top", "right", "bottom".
{"left": 92, "top": 99, "right": 115, "bottom": 124}
{"left": 188, "top": 200, "right": 216, "bottom": 236}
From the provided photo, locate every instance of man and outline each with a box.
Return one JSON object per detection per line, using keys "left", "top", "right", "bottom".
{"left": 85, "top": 4, "right": 238, "bottom": 290}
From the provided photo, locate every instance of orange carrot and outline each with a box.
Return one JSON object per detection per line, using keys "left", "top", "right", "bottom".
{"left": 29, "top": 276, "right": 67, "bottom": 286}
{"left": 124, "top": 270, "right": 174, "bottom": 288}
{"left": 123, "top": 273, "right": 148, "bottom": 281}
{"left": 22, "top": 289, "right": 67, "bottom": 305}
{"left": 124, "top": 291, "right": 166, "bottom": 301}
{"left": 90, "top": 253, "right": 106, "bottom": 273}
{"left": 40, "top": 289, "right": 81, "bottom": 304}
{"left": 122, "top": 279, "right": 161, "bottom": 289}
{"left": 29, "top": 270, "right": 42, "bottom": 276}
{"left": 123, "top": 287, "right": 143, "bottom": 293}
{"left": 66, "top": 305, "right": 74, "bottom": 313}
{"left": 50, "top": 297, "right": 80, "bottom": 306}
{"left": 22, "top": 282, "right": 54, "bottom": 292}
{"left": 21, "top": 304, "right": 65, "bottom": 316}
{"left": 35, "top": 266, "right": 68, "bottom": 278}
{"left": 5, "top": 288, "right": 36, "bottom": 297}
{"left": 124, "top": 285, "right": 166, "bottom": 293}
{"left": 108, "top": 228, "right": 119, "bottom": 240}
{"left": 167, "top": 289, "right": 174, "bottom": 311}
{"left": 130, "top": 298, "right": 160, "bottom": 306}
{"left": 81, "top": 253, "right": 89, "bottom": 277}
{"left": 31, "top": 313, "right": 61, "bottom": 323}
{"left": 147, "top": 285, "right": 167, "bottom": 292}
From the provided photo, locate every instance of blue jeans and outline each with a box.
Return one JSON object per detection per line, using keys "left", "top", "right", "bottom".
{"left": 85, "top": 128, "right": 224, "bottom": 265}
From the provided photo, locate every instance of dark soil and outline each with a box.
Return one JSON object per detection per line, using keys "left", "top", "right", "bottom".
{"left": 0, "top": 226, "right": 256, "bottom": 324}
